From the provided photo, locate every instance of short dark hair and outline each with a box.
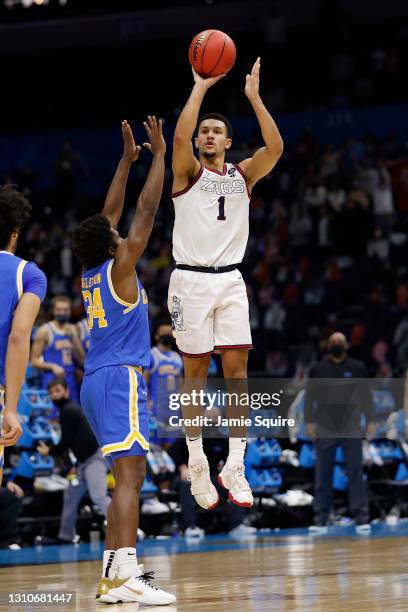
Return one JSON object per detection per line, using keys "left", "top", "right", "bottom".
{"left": 72, "top": 214, "right": 113, "bottom": 270}
{"left": 0, "top": 185, "right": 32, "bottom": 249}
{"left": 154, "top": 318, "right": 172, "bottom": 337}
{"left": 47, "top": 378, "right": 68, "bottom": 391}
{"left": 196, "top": 113, "right": 233, "bottom": 139}
{"left": 51, "top": 295, "right": 72, "bottom": 309}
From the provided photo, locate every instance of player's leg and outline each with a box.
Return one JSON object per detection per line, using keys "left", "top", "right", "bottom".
{"left": 181, "top": 354, "right": 219, "bottom": 510}
{"left": 168, "top": 269, "right": 218, "bottom": 509}
{"left": 80, "top": 371, "right": 118, "bottom": 599}
{"left": 97, "top": 367, "right": 175, "bottom": 605}
{"left": 96, "top": 459, "right": 117, "bottom": 601}
{"left": 214, "top": 270, "right": 253, "bottom": 506}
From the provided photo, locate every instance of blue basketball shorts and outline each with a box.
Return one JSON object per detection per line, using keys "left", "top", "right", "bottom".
{"left": 80, "top": 366, "right": 149, "bottom": 465}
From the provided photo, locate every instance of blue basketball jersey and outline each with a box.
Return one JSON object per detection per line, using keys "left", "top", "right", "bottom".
{"left": 42, "top": 322, "right": 79, "bottom": 402}
{"left": 0, "top": 252, "right": 28, "bottom": 386}
{"left": 148, "top": 346, "right": 183, "bottom": 413}
{"left": 77, "top": 317, "right": 91, "bottom": 353}
{"left": 81, "top": 258, "right": 150, "bottom": 374}
{"left": 43, "top": 322, "right": 76, "bottom": 377}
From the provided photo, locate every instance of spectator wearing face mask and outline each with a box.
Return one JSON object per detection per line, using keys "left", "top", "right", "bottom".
{"left": 30, "top": 295, "right": 84, "bottom": 402}
{"left": 144, "top": 321, "right": 183, "bottom": 445}
{"left": 304, "top": 332, "right": 376, "bottom": 529}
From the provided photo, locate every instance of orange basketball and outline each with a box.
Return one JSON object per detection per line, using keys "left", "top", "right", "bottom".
{"left": 189, "top": 30, "right": 236, "bottom": 78}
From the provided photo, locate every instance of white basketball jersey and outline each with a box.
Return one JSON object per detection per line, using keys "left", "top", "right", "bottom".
{"left": 172, "top": 163, "right": 250, "bottom": 267}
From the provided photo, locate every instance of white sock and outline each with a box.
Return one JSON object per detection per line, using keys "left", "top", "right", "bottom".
{"left": 186, "top": 435, "right": 206, "bottom": 465}
{"left": 227, "top": 438, "right": 247, "bottom": 465}
{"left": 102, "top": 549, "right": 116, "bottom": 579}
{"left": 117, "top": 547, "right": 141, "bottom": 580}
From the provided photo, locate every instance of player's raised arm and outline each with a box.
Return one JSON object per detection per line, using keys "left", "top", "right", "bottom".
{"left": 115, "top": 116, "right": 166, "bottom": 271}
{"left": 238, "top": 58, "right": 284, "bottom": 191}
{"left": 172, "top": 69, "right": 225, "bottom": 186}
{"left": 101, "top": 120, "right": 141, "bottom": 229}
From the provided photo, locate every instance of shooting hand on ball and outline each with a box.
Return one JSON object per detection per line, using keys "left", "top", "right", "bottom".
{"left": 245, "top": 57, "right": 261, "bottom": 102}
{"left": 122, "top": 120, "right": 141, "bottom": 162}
{"left": 192, "top": 67, "right": 225, "bottom": 91}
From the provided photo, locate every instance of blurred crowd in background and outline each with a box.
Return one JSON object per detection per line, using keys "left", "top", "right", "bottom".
{"left": 1, "top": 0, "right": 408, "bottom": 377}
{"left": 4, "top": 126, "right": 408, "bottom": 378}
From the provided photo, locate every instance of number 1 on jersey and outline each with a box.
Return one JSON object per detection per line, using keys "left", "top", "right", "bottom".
{"left": 217, "top": 196, "right": 226, "bottom": 221}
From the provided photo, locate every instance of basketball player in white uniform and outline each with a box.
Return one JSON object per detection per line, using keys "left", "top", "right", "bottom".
{"left": 169, "top": 58, "right": 284, "bottom": 509}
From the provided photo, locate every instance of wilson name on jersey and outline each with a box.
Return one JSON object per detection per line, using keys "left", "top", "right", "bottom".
{"left": 172, "top": 163, "right": 250, "bottom": 267}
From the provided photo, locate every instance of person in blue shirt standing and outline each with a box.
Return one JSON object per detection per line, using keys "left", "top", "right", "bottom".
{"left": 76, "top": 317, "right": 90, "bottom": 354}
{"left": 72, "top": 117, "right": 175, "bottom": 606}
{"left": 0, "top": 185, "right": 47, "bottom": 484}
{"left": 145, "top": 320, "right": 183, "bottom": 439}
{"left": 30, "top": 295, "right": 84, "bottom": 403}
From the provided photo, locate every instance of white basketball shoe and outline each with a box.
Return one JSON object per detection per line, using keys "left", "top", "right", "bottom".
{"left": 189, "top": 460, "right": 219, "bottom": 510}
{"left": 218, "top": 462, "right": 253, "bottom": 507}
{"left": 98, "top": 566, "right": 176, "bottom": 605}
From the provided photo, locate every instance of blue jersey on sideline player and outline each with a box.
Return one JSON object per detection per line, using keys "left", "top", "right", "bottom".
{"left": 0, "top": 186, "right": 47, "bottom": 479}
{"left": 31, "top": 296, "right": 84, "bottom": 404}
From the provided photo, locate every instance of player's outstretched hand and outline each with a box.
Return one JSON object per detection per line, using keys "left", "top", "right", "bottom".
{"left": 122, "top": 120, "right": 141, "bottom": 162}
{"left": 245, "top": 57, "right": 261, "bottom": 101}
{"left": 0, "top": 411, "right": 23, "bottom": 447}
{"left": 192, "top": 67, "right": 225, "bottom": 91}
{"left": 143, "top": 116, "right": 166, "bottom": 156}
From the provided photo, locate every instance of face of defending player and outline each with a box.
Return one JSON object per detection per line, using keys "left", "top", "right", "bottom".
{"left": 195, "top": 119, "right": 232, "bottom": 162}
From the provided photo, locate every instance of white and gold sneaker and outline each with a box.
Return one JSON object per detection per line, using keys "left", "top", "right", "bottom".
{"left": 218, "top": 462, "right": 253, "bottom": 507}
{"left": 98, "top": 566, "right": 176, "bottom": 605}
{"left": 95, "top": 577, "right": 113, "bottom": 600}
{"left": 189, "top": 460, "right": 219, "bottom": 510}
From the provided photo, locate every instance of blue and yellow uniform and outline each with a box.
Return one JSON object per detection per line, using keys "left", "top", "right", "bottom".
{"left": 41, "top": 322, "right": 80, "bottom": 403}
{"left": 0, "top": 251, "right": 47, "bottom": 469}
{"left": 80, "top": 258, "right": 150, "bottom": 460}
{"left": 77, "top": 317, "right": 91, "bottom": 354}
{"left": 148, "top": 346, "right": 183, "bottom": 418}
{"left": 148, "top": 346, "right": 183, "bottom": 444}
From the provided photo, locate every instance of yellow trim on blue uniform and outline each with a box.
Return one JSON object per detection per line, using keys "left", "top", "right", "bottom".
{"left": 101, "top": 367, "right": 149, "bottom": 456}
{"left": 106, "top": 260, "right": 140, "bottom": 313}
{"left": 16, "top": 260, "right": 27, "bottom": 300}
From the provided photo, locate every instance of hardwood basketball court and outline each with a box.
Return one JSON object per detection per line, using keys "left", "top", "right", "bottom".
{"left": 1, "top": 527, "right": 408, "bottom": 611}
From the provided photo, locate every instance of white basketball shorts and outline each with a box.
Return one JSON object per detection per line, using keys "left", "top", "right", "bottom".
{"left": 168, "top": 268, "right": 252, "bottom": 357}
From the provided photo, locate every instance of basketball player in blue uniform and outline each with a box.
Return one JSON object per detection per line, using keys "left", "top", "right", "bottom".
{"left": 72, "top": 117, "right": 175, "bottom": 605}
{"left": 145, "top": 321, "right": 183, "bottom": 438}
{"left": 31, "top": 296, "right": 84, "bottom": 403}
{"left": 0, "top": 186, "right": 47, "bottom": 483}
{"left": 76, "top": 317, "right": 90, "bottom": 354}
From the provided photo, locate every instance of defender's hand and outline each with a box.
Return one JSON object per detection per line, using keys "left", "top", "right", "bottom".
{"left": 143, "top": 116, "right": 166, "bottom": 156}
{"left": 0, "top": 411, "right": 23, "bottom": 447}
{"left": 192, "top": 67, "right": 225, "bottom": 91}
{"left": 245, "top": 57, "right": 261, "bottom": 102}
{"left": 122, "top": 120, "right": 141, "bottom": 162}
